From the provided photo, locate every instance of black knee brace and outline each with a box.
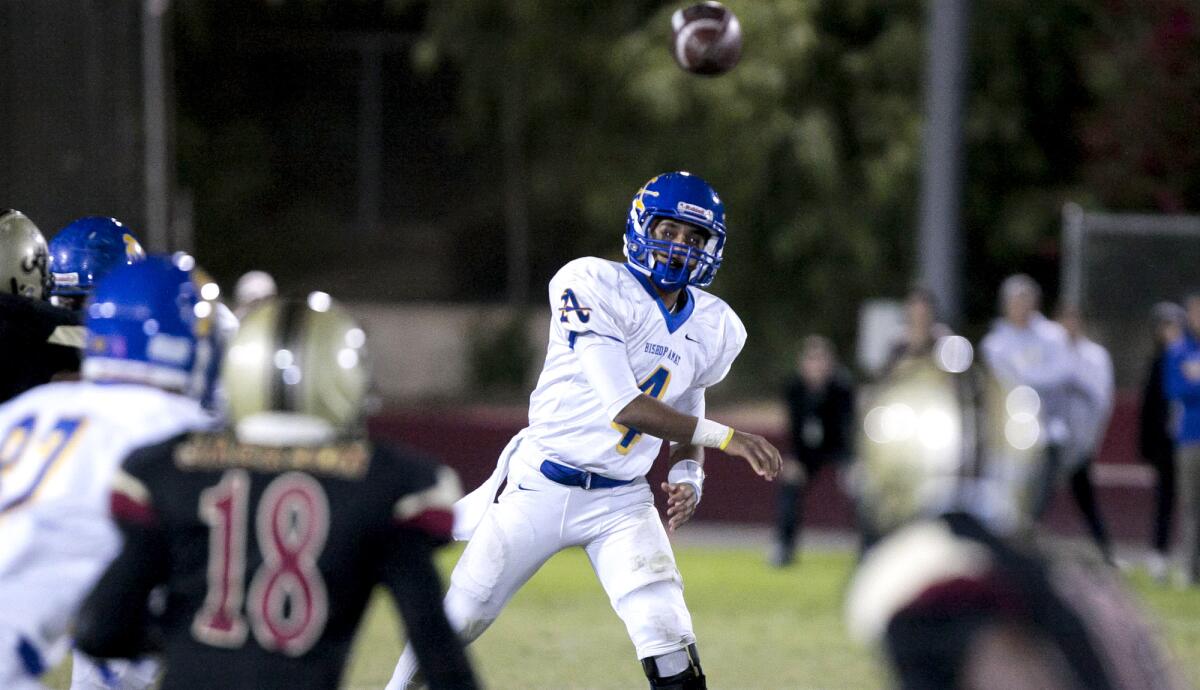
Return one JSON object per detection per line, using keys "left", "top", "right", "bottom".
{"left": 640, "top": 643, "right": 706, "bottom": 689}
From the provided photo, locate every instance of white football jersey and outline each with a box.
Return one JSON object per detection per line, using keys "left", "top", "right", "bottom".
{"left": 525, "top": 257, "right": 746, "bottom": 480}
{"left": 0, "top": 382, "right": 212, "bottom": 668}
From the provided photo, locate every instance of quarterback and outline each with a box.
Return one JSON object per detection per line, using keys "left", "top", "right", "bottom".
{"left": 388, "top": 171, "right": 781, "bottom": 690}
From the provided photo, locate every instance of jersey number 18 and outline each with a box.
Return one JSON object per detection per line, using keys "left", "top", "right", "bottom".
{"left": 192, "top": 470, "right": 331, "bottom": 657}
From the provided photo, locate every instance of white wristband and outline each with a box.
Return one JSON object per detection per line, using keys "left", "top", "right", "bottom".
{"left": 667, "top": 459, "right": 705, "bottom": 505}
{"left": 692, "top": 418, "right": 735, "bottom": 450}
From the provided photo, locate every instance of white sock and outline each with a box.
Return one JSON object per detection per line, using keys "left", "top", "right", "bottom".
{"left": 385, "top": 645, "right": 421, "bottom": 690}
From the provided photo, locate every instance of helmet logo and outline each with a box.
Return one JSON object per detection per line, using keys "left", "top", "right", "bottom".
{"left": 19, "top": 252, "right": 47, "bottom": 295}
{"left": 20, "top": 251, "right": 46, "bottom": 275}
{"left": 633, "top": 176, "right": 662, "bottom": 213}
{"left": 89, "top": 334, "right": 127, "bottom": 357}
{"left": 676, "top": 201, "right": 714, "bottom": 222}
{"left": 123, "top": 233, "right": 145, "bottom": 261}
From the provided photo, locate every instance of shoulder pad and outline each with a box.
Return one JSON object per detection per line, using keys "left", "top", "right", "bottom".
{"left": 392, "top": 464, "right": 462, "bottom": 543}
{"left": 845, "top": 519, "right": 992, "bottom": 644}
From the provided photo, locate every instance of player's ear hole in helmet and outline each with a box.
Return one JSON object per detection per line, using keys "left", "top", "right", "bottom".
{"left": 624, "top": 171, "right": 726, "bottom": 292}
{"left": 0, "top": 209, "right": 51, "bottom": 300}
{"left": 49, "top": 216, "right": 146, "bottom": 311}
{"left": 81, "top": 254, "right": 222, "bottom": 401}
{"left": 221, "top": 293, "right": 370, "bottom": 447}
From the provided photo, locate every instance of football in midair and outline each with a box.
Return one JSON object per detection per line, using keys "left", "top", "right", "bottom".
{"left": 670, "top": 2, "right": 743, "bottom": 76}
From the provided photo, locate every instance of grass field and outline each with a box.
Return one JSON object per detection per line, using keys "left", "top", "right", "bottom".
{"left": 48, "top": 541, "right": 1200, "bottom": 689}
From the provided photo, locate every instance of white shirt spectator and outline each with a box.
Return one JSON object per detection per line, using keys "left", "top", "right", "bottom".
{"left": 1064, "top": 334, "right": 1114, "bottom": 466}
{"left": 981, "top": 312, "right": 1075, "bottom": 445}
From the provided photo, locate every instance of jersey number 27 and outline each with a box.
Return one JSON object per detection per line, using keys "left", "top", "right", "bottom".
{"left": 0, "top": 416, "right": 87, "bottom": 514}
{"left": 192, "top": 469, "right": 331, "bottom": 657}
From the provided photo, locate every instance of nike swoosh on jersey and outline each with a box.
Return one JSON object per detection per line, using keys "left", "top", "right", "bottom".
{"left": 684, "top": 333, "right": 701, "bottom": 344}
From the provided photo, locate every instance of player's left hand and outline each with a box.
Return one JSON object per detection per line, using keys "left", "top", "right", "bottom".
{"left": 662, "top": 481, "right": 698, "bottom": 532}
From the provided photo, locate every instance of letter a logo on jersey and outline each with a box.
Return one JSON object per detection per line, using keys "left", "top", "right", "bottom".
{"left": 558, "top": 289, "right": 591, "bottom": 324}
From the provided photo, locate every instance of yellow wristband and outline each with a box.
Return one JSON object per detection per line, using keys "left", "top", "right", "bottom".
{"left": 692, "top": 418, "right": 733, "bottom": 449}
{"left": 718, "top": 427, "right": 735, "bottom": 451}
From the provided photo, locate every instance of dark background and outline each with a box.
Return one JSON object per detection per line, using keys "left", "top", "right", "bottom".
{"left": 3, "top": 0, "right": 1198, "bottom": 390}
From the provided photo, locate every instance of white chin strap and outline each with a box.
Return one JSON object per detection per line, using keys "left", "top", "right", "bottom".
{"left": 235, "top": 412, "right": 337, "bottom": 447}
{"left": 82, "top": 358, "right": 189, "bottom": 392}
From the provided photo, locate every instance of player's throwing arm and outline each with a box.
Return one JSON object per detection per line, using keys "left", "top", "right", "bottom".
{"left": 614, "top": 394, "right": 781, "bottom": 533}
{"left": 614, "top": 394, "right": 782, "bottom": 480}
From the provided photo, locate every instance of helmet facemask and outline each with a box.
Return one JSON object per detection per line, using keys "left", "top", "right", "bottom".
{"left": 627, "top": 218, "right": 723, "bottom": 291}
{"left": 623, "top": 172, "right": 727, "bottom": 292}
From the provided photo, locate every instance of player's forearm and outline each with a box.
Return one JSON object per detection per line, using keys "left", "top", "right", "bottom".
{"left": 385, "top": 536, "right": 479, "bottom": 690}
{"left": 74, "top": 539, "right": 161, "bottom": 659}
{"left": 399, "top": 602, "right": 477, "bottom": 690}
{"left": 613, "top": 394, "right": 704, "bottom": 444}
{"left": 669, "top": 441, "right": 704, "bottom": 467}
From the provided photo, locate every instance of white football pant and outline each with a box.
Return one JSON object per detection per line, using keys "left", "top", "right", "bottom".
{"left": 69, "top": 652, "right": 159, "bottom": 690}
{"left": 387, "top": 456, "right": 695, "bottom": 689}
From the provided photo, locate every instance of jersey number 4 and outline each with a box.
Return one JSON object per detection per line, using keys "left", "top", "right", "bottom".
{"left": 612, "top": 366, "right": 671, "bottom": 454}
{"left": 192, "top": 469, "right": 331, "bottom": 657}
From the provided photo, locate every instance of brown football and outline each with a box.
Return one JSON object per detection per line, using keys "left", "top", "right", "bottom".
{"left": 670, "top": 2, "right": 743, "bottom": 76}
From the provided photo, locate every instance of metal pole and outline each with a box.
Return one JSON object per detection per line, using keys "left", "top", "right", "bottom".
{"left": 917, "top": 0, "right": 969, "bottom": 325}
{"left": 501, "top": 63, "right": 530, "bottom": 305}
{"left": 1061, "top": 202, "right": 1086, "bottom": 309}
{"left": 357, "top": 37, "right": 383, "bottom": 237}
{"left": 142, "top": 0, "right": 170, "bottom": 250}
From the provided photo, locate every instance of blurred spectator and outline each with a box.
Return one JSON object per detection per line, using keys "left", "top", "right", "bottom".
{"left": 1164, "top": 293, "right": 1200, "bottom": 587}
{"left": 770, "top": 335, "right": 854, "bottom": 567}
{"left": 233, "top": 269, "right": 277, "bottom": 318}
{"left": 880, "top": 286, "right": 952, "bottom": 377}
{"left": 847, "top": 354, "right": 1186, "bottom": 690}
{"left": 1056, "top": 304, "right": 1114, "bottom": 563}
{"left": 980, "top": 275, "right": 1075, "bottom": 520}
{"left": 847, "top": 512, "right": 1186, "bottom": 689}
{"left": 1140, "top": 302, "right": 1184, "bottom": 580}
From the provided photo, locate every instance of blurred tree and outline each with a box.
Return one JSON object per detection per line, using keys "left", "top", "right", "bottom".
{"left": 959, "top": 0, "right": 1099, "bottom": 323}
{"left": 390, "top": 0, "right": 924, "bottom": 387}
{"left": 1081, "top": 0, "right": 1200, "bottom": 213}
{"left": 172, "top": 0, "right": 1199, "bottom": 392}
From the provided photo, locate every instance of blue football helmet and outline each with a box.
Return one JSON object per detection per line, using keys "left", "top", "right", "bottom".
{"left": 82, "top": 255, "right": 219, "bottom": 400}
{"left": 49, "top": 216, "right": 146, "bottom": 298}
{"left": 624, "top": 171, "right": 726, "bottom": 291}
